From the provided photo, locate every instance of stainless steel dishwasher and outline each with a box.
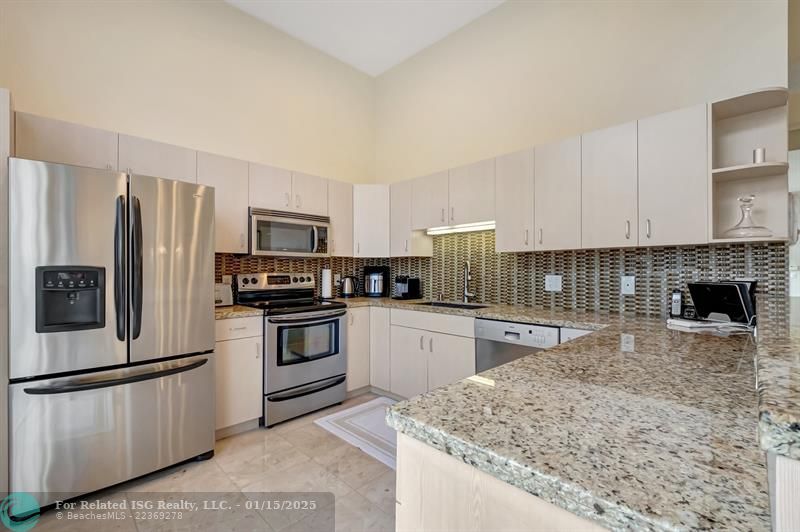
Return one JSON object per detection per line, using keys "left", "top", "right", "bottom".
{"left": 475, "top": 319, "right": 560, "bottom": 372}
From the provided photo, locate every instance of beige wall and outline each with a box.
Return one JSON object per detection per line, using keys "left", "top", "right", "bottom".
{"left": 374, "top": 0, "right": 789, "bottom": 183}
{"left": 0, "top": 0, "right": 375, "bottom": 183}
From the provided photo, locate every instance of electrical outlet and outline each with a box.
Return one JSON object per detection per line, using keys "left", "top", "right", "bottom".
{"left": 544, "top": 275, "right": 562, "bottom": 292}
{"left": 334, "top": 274, "right": 341, "bottom": 284}
{"left": 221, "top": 275, "right": 233, "bottom": 284}
{"left": 621, "top": 275, "right": 635, "bottom": 295}
{"left": 621, "top": 334, "right": 635, "bottom": 352}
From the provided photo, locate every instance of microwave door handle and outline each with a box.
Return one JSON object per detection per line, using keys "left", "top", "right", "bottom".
{"left": 311, "top": 225, "right": 319, "bottom": 253}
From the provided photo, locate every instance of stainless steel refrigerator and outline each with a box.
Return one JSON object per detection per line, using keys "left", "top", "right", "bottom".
{"left": 7, "top": 158, "right": 215, "bottom": 506}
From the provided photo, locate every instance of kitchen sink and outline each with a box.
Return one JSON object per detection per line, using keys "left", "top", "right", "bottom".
{"left": 416, "top": 302, "right": 489, "bottom": 310}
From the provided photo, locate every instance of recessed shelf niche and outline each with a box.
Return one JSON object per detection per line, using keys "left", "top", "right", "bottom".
{"left": 709, "top": 87, "right": 789, "bottom": 242}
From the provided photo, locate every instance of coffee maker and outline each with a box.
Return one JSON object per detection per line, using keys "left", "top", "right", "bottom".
{"left": 393, "top": 275, "right": 422, "bottom": 300}
{"left": 363, "top": 266, "right": 390, "bottom": 297}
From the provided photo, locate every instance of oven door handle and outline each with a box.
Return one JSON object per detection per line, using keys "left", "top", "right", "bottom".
{"left": 266, "top": 375, "right": 346, "bottom": 403}
{"left": 268, "top": 310, "right": 346, "bottom": 324}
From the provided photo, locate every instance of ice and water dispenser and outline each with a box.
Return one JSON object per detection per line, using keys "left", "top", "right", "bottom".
{"left": 35, "top": 266, "right": 105, "bottom": 333}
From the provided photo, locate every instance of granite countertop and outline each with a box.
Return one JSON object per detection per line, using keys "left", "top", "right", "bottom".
{"left": 215, "top": 296, "right": 800, "bottom": 530}
{"left": 214, "top": 304, "right": 263, "bottom": 319}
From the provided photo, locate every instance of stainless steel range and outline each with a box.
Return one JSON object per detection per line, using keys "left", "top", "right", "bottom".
{"left": 236, "top": 273, "right": 347, "bottom": 427}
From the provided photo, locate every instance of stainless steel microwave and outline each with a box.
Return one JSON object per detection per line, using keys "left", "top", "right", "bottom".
{"left": 249, "top": 208, "right": 330, "bottom": 257}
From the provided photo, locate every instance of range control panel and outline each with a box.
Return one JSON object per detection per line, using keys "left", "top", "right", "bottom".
{"left": 237, "top": 272, "right": 315, "bottom": 291}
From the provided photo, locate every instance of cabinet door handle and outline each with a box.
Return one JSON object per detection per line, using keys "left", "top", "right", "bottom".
{"left": 296, "top": 194, "right": 301, "bottom": 208}
{"left": 230, "top": 326, "right": 247, "bottom": 332}
{"left": 625, "top": 220, "right": 631, "bottom": 240}
{"left": 349, "top": 313, "right": 354, "bottom": 325}
{"left": 539, "top": 228, "right": 543, "bottom": 245}
{"left": 441, "top": 208, "right": 445, "bottom": 222}
{"left": 285, "top": 192, "right": 290, "bottom": 207}
{"left": 419, "top": 335, "right": 424, "bottom": 350}
{"left": 525, "top": 229, "right": 529, "bottom": 246}
{"left": 405, "top": 240, "right": 408, "bottom": 252}
{"left": 357, "top": 242, "right": 360, "bottom": 254}
{"left": 240, "top": 233, "right": 246, "bottom": 249}
{"left": 256, "top": 343, "right": 261, "bottom": 359}
{"left": 429, "top": 337, "right": 433, "bottom": 352}
{"left": 646, "top": 219, "right": 652, "bottom": 239}
{"left": 450, "top": 207, "right": 454, "bottom": 222}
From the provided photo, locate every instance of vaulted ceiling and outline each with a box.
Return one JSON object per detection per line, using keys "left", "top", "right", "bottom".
{"left": 226, "top": 0, "right": 505, "bottom": 76}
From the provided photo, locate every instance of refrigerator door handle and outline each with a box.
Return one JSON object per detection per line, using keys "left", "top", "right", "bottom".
{"left": 114, "top": 195, "right": 126, "bottom": 341}
{"left": 131, "top": 196, "right": 143, "bottom": 340}
{"left": 23, "top": 357, "right": 209, "bottom": 395}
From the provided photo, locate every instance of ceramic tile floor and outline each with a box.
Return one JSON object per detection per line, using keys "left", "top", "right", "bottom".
{"left": 34, "top": 393, "right": 396, "bottom": 531}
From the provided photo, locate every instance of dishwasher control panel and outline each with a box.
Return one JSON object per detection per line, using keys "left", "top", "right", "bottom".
{"left": 474, "top": 319, "right": 559, "bottom": 348}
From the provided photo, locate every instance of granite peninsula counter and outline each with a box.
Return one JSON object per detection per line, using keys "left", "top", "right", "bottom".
{"left": 215, "top": 298, "right": 800, "bottom": 530}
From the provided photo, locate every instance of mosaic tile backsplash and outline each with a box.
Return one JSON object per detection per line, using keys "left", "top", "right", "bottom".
{"left": 216, "top": 231, "right": 788, "bottom": 318}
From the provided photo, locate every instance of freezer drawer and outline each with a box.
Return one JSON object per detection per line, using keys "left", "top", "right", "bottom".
{"left": 10, "top": 355, "right": 214, "bottom": 507}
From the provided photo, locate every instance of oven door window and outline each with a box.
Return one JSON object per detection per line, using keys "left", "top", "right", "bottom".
{"left": 277, "top": 320, "right": 339, "bottom": 366}
{"left": 254, "top": 219, "right": 327, "bottom": 254}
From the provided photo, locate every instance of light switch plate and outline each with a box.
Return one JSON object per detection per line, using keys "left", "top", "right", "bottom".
{"left": 545, "top": 275, "right": 562, "bottom": 292}
{"left": 621, "top": 275, "right": 635, "bottom": 295}
{"left": 621, "top": 334, "right": 635, "bottom": 352}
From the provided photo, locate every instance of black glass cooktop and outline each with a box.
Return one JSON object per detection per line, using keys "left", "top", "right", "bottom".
{"left": 241, "top": 298, "right": 346, "bottom": 316}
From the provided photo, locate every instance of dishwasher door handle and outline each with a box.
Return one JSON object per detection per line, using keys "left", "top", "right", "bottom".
{"left": 504, "top": 331, "right": 521, "bottom": 341}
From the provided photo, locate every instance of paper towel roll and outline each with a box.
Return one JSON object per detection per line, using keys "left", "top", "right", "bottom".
{"left": 321, "top": 269, "right": 333, "bottom": 299}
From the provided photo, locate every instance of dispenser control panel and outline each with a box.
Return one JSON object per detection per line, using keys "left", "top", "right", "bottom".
{"left": 42, "top": 270, "right": 100, "bottom": 290}
{"left": 36, "top": 266, "right": 105, "bottom": 333}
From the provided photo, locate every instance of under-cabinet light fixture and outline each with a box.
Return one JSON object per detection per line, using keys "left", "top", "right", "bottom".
{"left": 426, "top": 221, "right": 496, "bottom": 236}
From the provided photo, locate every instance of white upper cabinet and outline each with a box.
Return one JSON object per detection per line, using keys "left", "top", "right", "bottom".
{"left": 328, "top": 179, "right": 354, "bottom": 256}
{"left": 391, "top": 180, "right": 433, "bottom": 257}
{"left": 638, "top": 104, "right": 708, "bottom": 246}
{"left": 581, "top": 121, "right": 638, "bottom": 249}
{"left": 249, "top": 162, "right": 292, "bottom": 211}
{"left": 15, "top": 112, "right": 118, "bottom": 170}
{"left": 118, "top": 134, "right": 197, "bottom": 183}
{"left": 411, "top": 171, "right": 449, "bottom": 230}
{"left": 495, "top": 149, "right": 535, "bottom": 252}
{"left": 353, "top": 184, "right": 390, "bottom": 257}
{"left": 197, "top": 152, "right": 249, "bottom": 254}
{"left": 448, "top": 158, "right": 495, "bottom": 225}
{"left": 291, "top": 171, "right": 328, "bottom": 216}
{"left": 535, "top": 137, "right": 582, "bottom": 251}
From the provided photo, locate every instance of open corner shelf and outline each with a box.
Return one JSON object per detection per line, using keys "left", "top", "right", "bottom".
{"left": 711, "top": 161, "right": 789, "bottom": 182}
{"left": 711, "top": 87, "right": 789, "bottom": 120}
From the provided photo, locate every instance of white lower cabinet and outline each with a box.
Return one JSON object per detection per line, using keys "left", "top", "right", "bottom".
{"left": 390, "top": 315, "right": 476, "bottom": 399}
{"left": 215, "top": 336, "right": 263, "bottom": 431}
{"left": 426, "top": 333, "right": 475, "bottom": 391}
{"left": 369, "top": 307, "right": 391, "bottom": 391}
{"left": 390, "top": 325, "right": 429, "bottom": 399}
{"left": 346, "top": 308, "right": 370, "bottom": 391}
